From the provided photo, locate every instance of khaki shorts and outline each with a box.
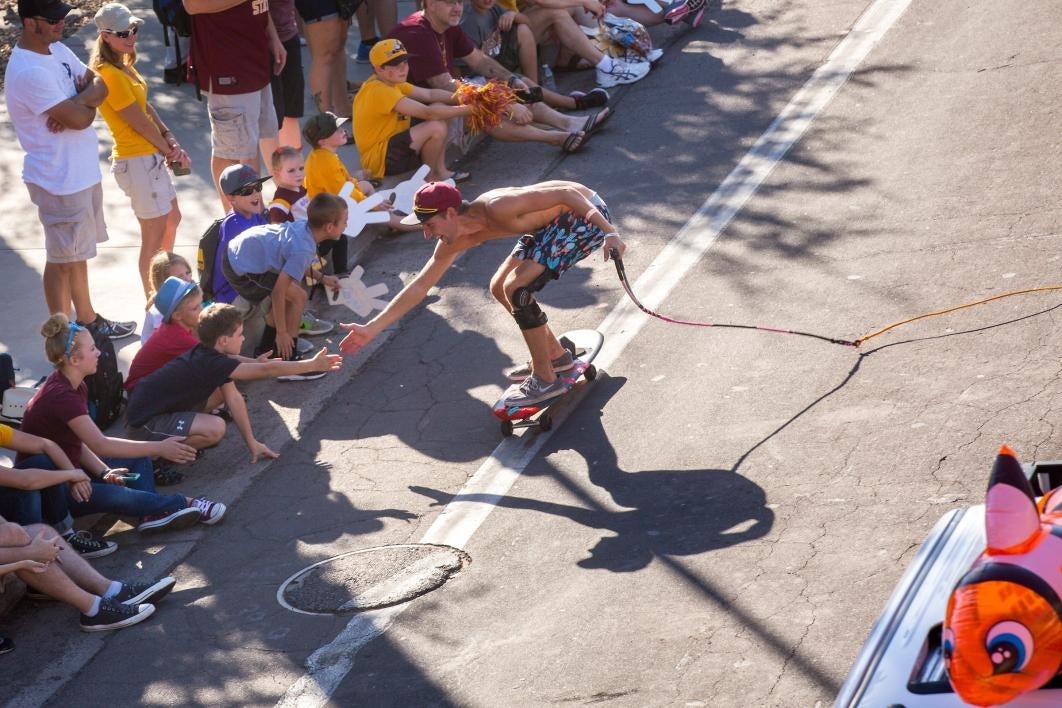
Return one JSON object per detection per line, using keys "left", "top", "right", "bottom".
{"left": 206, "top": 85, "right": 279, "bottom": 160}
{"left": 111, "top": 152, "right": 177, "bottom": 220}
{"left": 26, "top": 182, "right": 108, "bottom": 264}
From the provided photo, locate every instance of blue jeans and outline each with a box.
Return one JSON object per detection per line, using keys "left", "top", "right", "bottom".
{"left": 65, "top": 457, "right": 187, "bottom": 521}
{"left": 0, "top": 454, "right": 72, "bottom": 530}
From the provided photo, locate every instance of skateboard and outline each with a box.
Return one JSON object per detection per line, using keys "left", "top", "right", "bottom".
{"left": 492, "top": 329, "right": 604, "bottom": 437}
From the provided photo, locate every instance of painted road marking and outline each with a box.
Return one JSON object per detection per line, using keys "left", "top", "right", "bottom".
{"left": 277, "top": 0, "right": 915, "bottom": 704}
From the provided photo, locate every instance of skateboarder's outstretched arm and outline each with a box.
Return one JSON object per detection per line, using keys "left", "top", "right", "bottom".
{"left": 339, "top": 246, "right": 460, "bottom": 354}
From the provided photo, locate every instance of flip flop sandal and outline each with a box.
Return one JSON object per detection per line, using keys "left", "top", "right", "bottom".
{"left": 562, "top": 131, "right": 586, "bottom": 153}
{"left": 582, "top": 107, "right": 613, "bottom": 136}
{"left": 153, "top": 464, "right": 184, "bottom": 487}
{"left": 452, "top": 170, "right": 472, "bottom": 183}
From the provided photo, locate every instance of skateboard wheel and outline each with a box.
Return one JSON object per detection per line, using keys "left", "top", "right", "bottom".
{"left": 500, "top": 420, "right": 514, "bottom": 437}
{"left": 584, "top": 365, "right": 597, "bottom": 382}
{"left": 538, "top": 413, "right": 553, "bottom": 432}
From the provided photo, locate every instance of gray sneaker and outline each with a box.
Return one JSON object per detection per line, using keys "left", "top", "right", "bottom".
{"left": 506, "top": 350, "right": 576, "bottom": 382}
{"left": 503, "top": 375, "right": 567, "bottom": 407}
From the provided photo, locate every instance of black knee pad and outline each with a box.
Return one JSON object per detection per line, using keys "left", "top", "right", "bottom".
{"left": 512, "top": 298, "right": 548, "bottom": 330}
{"left": 510, "top": 270, "right": 556, "bottom": 330}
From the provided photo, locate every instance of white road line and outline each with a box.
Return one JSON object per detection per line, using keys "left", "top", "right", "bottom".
{"left": 277, "top": 1, "right": 913, "bottom": 704}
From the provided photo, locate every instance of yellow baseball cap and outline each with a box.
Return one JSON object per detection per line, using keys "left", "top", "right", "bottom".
{"left": 370, "top": 39, "right": 409, "bottom": 69}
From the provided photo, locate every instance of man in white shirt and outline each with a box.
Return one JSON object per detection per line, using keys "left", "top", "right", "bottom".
{"left": 5, "top": 0, "right": 135, "bottom": 339}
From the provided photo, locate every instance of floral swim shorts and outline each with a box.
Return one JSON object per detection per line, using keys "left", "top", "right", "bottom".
{"left": 511, "top": 194, "right": 612, "bottom": 277}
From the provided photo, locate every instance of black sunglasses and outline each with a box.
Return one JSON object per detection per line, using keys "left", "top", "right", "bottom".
{"left": 35, "top": 16, "right": 64, "bottom": 25}
{"left": 232, "top": 183, "right": 263, "bottom": 197}
{"left": 104, "top": 25, "right": 139, "bottom": 39}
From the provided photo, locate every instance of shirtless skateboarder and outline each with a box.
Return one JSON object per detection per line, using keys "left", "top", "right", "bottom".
{"left": 338, "top": 180, "right": 626, "bottom": 406}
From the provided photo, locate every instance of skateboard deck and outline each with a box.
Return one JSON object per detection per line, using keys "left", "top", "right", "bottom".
{"left": 492, "top": 329, "right": 604, "bottom": 437}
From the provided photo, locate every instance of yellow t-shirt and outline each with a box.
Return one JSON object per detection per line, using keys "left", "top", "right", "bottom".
{"left": 304, "top": 148, "right": 365, "bottom": 201}
{"left": 352, "top": 77, "right": 415, "bottom": 180}
{"left": 497, "top": 0, "right": 519, "bottom": 10}
{"left": 97, "top": 63, "right": 157, "bottom": 160}
{"left": 0, "top": 424, "right": 12, "bottom": 448}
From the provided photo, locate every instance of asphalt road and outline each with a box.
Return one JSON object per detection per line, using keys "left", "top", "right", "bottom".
{"left": 7, "top": 0, "right": 1062, "bottom": 705}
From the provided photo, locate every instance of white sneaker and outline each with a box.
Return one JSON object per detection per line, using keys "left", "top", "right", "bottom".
{"left": 191, "top": 497, "right": 227, "bottom": 525}
{"left": 596, "top": 58, "right": 651, "bottom": 88}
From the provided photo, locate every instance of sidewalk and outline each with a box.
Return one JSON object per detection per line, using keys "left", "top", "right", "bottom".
{"left": 0, "top": 0, "right": 420, "bottom": 385}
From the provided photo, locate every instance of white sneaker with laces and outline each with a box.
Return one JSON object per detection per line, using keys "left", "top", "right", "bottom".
{"left": 596, "top": 58, "right": 651, "bottom": 88}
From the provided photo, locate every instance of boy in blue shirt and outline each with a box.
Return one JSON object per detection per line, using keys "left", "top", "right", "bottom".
{"left": 221, "top": 194, "right": 346, "bottom": 364}
{"left": 211, "top": 165, "right": 271, "bottom": 306}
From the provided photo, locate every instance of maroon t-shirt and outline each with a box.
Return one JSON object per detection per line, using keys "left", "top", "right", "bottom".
{"left": 126, "top": 323, "right": 200, "bottom": 392}
{"left": 17, "top": 370, "right": 89, "bottom": 466}
{"left": 389, "top": 12, "right": 475, "bottom": 87}
{"left": 190, "top": 0, "right": 273, "bottom": 95}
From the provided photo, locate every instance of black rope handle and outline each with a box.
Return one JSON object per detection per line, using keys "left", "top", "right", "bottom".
{"left": 609, "top": 248, "right": 859, "bottom": 348}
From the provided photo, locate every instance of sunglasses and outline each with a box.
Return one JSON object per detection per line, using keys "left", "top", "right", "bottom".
{"left": 104, "top": 25, "right": 139, "bottom": 39}
{"left": 35, "top": 16, "right": 64, "bottom": 25}
{"left": 64, "top": 322, "right": 85, "bottom": 357}
{"left": 232, "top": 183, "right": 263, "bottom": 197}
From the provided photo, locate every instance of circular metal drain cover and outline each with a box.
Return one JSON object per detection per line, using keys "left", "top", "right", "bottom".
{"left": 278, "top": 543, "right": 471, "bottom": 615}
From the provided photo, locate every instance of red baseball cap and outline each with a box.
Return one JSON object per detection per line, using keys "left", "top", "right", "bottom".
{"left": 400, "top": 182, "right": 463, "bottom": 225}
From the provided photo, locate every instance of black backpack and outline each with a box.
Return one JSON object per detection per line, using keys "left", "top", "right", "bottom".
{"left": 83, "top": 323, "right": 125, "bottom": 428}
{"left": 153, "top": 0, "right": 192, "bottom": 37}
{"left": 196, "top": 217, "right": 224, "bottom": 302}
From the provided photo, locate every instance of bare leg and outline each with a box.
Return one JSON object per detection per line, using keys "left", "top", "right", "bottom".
{"left": 410, "top": 120, "right": 451, "bottom": 180}
{"left": 606, "top": 1, "right": 666, "bottom": 27}
{"left": 43, "top": 262, "right": 74, "bottom": 318}
{"left": 68, "top": 261, "right": 97, "bottom": 323}
{"left": 515, "top": 24, "right": 539, "bottom": 82}
{"left": 368, "top": 0, "right": 396, "bottom": 34}
{"left": 330, "top": 20, "right": 352, "bottom": 115}
{"left": 137, "top": 213, "right": 170, "bottom": 298}
{"left": 259, "top": 136, "right": 279, "bottom": 174}
{"left": 182, "top": 412, "right": 226, "bottom": 449}
{"left": 530, "top": 102, "right": 586, "bottom": 132}
{"left": 304, "top": 17, "right": 345, "bottom": 113}
{"left": 524, "top": 8, "right": 604, "bottom": 65}
{"left": 489, "top": 121, "right": 569, "bottom": 147}
{"left": 211, "top": 155, "right": 241, "bottom": 212}
{"left": 17, "top": 525, "right": 108, "bottom": 614}
{"left": 278, "top": 117, "right": 303, "bottom": 150}
{"left": 500, "top": 259, "right": 565, "bottom": 383}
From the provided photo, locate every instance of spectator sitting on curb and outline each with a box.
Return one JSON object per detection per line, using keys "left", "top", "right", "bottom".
{"left": 210, "top": 164, "right": 272, "bottom": 307}
{"left": 459, "top": 0, "right": 609, "bottom": 111}
{"left": 0, "top": 515, "right": 174, "bottom": 632}
{"left": 141, "top": 251, "right": 194, "bottom": 345}
{"left": 90, "top": 2, "right": 191, "bottom": 299}
{"left": 221, "top": 195, "right": 351, "bottom": 368}
{"left": 0, "top": 422, "right": 109, "bottom": 557}
{"left": 268, "top": 148, "right": 335, "bottom": 339}
{"left": 389, "top": 0, "right": 612, "bottom": 154}
{"left": 303, "top": 111, "right": 420, "bottom": 232}
{"left": 268, "top": 147, "right": 310, "bottom": 224}
{"left": 353, "top": 39, "right": 473, "bottom": 183}
{"left": 5, "top": 0, "right": 136, "bottom": 340}
{"left": 19, "top": 315, "right": 227, "bottom": 529}
{"left": 210, "top": 164, "right": 326, "bottom": 354}
{"left": 126, "top": 277, "right": 206, "bottom": 392}
{"left": 126, "top": 302, "right": 338, "bottom": 461}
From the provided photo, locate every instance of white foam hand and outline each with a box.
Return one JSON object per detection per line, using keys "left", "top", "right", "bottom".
{"left": 379, "top": 165, "right": 455, "bottom": 216}
{"left": 339, "top": 183, "right": 390, "bottom": 237}
{"left": 336, "top": 266, "right": 389, "bottom": 317}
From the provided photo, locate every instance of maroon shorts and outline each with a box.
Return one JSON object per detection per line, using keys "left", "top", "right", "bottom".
{"left": 384, "top": 130, "right": 420, "bottom": 176}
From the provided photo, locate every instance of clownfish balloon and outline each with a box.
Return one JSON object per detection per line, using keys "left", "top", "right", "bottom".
{"left": 943, "top": 444, "right": 1062, "bottom": 706}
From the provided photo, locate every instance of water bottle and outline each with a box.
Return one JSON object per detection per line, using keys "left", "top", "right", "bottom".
{"left": 540, "top": 64, "right": 556, "bottom": 91}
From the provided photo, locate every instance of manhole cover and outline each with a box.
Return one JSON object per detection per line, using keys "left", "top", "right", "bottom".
{"left": 278, "top": 543, "right": 471, "bottom": 615}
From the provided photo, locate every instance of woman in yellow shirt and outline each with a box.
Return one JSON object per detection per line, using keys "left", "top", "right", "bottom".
{"left": 90, "top": 3, "right": 192, "bottom": 298}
